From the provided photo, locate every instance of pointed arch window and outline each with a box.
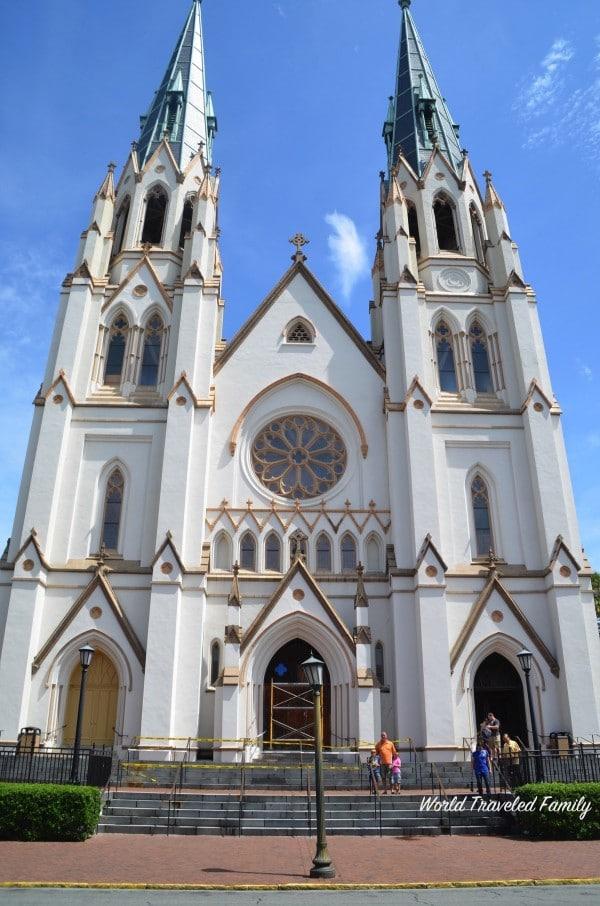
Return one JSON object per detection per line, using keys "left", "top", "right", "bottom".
{"left": 471, "top": 475, "right": 493, "bottom": 557}
{"left": 213, "top": 532, "right": 232, "bottom": 572}
{"left": 104, "top": 315, "right": 129, "bottom": 386}
{"left": 265, "top": 532, "right": 282, "bottom": 572}
{"left": 469, "top": 321, "right": 493, "bottom": 393}
{"left": 406, "top": 201, "right": 421, "bottom": 259}
{"left": 366, "top": 535, "right": 382, "bottom": 573}
{"left": 290, "top": 530, "right": 308, "bottom": 566}
{"left": 341, "top": 533, "right": 357, "bottom": 573}
{"left": 435, "top": 320, "right": 457, "bottom": 392}
{"left": 141, "top": 185, "right": 168, "bottom": 246}
{"left": 240, "top": 532, "right": 257, "bottom": 571}
{"left": 470, "top": 205, "right": 486, "bottom": 265}
{"left": 375, "top": 641, "right": 385, "bottom": 687}
{"left": 139, "top": 315, "right": 164, "bottom": 387}
{"left": 210, "top": 640, "right": 220, "bottom": 687}
{"left": 113, "top": 197, "right": 130, "bottom": 258}
{"left": 101, "top": 468, "right": 124, "bottom": 551}
{"left": 178, "top": 198, "right": 194, "bottom": 250}
{"left": 433, "top": 196, "right": 459, "bottom": 252}
{"left": 286, "top": 319, "right": 314, "bottom": 344}
{"left": 316, "top": 533, "right": 332, "bottom": 573}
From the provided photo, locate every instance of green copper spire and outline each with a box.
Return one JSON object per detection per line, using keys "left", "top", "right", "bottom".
{"left": 384, "top": 0, "right": 463, "bottom": 176}
{"left": 137, "top": 0, "right": 217, "bottom": 169}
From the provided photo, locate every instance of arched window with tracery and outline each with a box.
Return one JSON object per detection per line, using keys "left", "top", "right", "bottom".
{"left": 104, "top": 315, "right": 129, "bottom": 386}
{"left": 470, "top": 205, "right": 486, "bottom": 265}
{"left": 433, "top": 196, "right": 459, "bottom": 252}
{"left": 240, "top": 532, "right": 257, "bottom": 571}
{"left": 101, "top": 467, "right": 125, "bottom": 551}
{"left": 341, "top": 533, "right": 357, "bottom": 573}
{"left": 210, "top": 640, "right": 220, "bottom": 686}
{"left": 375, "top": 641, "right": 385, "bottom": 687}
{"left": 407, "top": 201, "right": 421, "bottom": 258}
{"left": 141, "top": 185, "right": 168, "bottom": 246}
{"left": 469, "top": 321, "right": 493, "bottom": 393}
{"left": 471, "top": 474, "right": 493, "bottom": 557}
{"left": 139, "top": 314, "right": 164, "bottom": 388}
{"left": 213, "top": 532, "right": 231, "bottom": 572}
{"left": 265, "top": 532, "right": 282, "bottom": 572}
{"left": 435, "top": 320, "right": 457, "bottom": 392}
{"left": 178, "top": 198, "right": 194, "bottom": 250}
{"left": 113, "top": 197, "right": 130, "bottom": 258}
{"left": 316, "top": 533, "right": 332, "bottom": 573}
{"left": 366, "top": 535, "right": 382, "bottom": 573}
{"left": 286, "top": 319, "right": 314, "bottom": 343}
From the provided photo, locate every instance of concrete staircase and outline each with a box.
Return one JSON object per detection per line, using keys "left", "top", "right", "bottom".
{"left": 116, "top": 755, "right": 479, "bottom": 792}
{"left": 98, "top": 789, "right": 513, "bottom": 837}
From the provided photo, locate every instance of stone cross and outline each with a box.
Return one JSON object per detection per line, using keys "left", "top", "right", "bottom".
{"left": 289, "top": 233, "right": 309, "bottom": 262}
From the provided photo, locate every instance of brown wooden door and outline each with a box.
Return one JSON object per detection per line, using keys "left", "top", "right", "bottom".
{"left": 263, "top": 639, "right": 330, "bottom": 748}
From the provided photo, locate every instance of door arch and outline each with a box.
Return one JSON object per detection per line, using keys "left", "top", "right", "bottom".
{"left": 63, "top": 650, "right": 119, "bottom": 748}
{"left": 263, "top": 638, "right": 330, "bottom": 749}
{"left": 474, "top": 653, "right": 527, "bottom": 744}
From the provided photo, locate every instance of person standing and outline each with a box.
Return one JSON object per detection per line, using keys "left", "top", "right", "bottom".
{"left": 391, "top": 752, "right": 402, "bottom": 794}
{"left": 375, "top": 732, "right": 397, "bottom": 795}
{"left": 486, "top": 712, "right": 501, "bottom": 758}
{"left": 367, "top": 748, "right": 381, "bottom": 793}
{"left": 501, "top": 733, "right": 521, "bottom": 787}
{"left": 472, "top": 742, "right": 492, "bottom": 797}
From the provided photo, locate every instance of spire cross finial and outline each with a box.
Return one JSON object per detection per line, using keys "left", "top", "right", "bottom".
{"left": 399, "top": 0, "right": 411, "bottom": 8}
{"left": 484, "top": 170, "right": 493, "bottom": 185}
{"left": 108, "top": 162, "right": 117, "bottom": 173}
{"left": 289, "top": 233, "right": 309, "bottom": 262}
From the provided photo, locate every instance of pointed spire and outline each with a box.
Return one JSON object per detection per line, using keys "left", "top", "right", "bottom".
{"left": 483, "top": 170, "right": 505, "bottom": 210}
{"left": 137, "top": 0, "right": 217, "bottom": 169}
{"left": 95, "top": 162, "right": 116, "bottom": 201}
{"left": 386, "top": 0, "right": 463, "bottom": 176}
{"left": 354, "top": 563, "right": 369, "bottom": 607}
{"left": 228, "top": 562, "right": 242, "bottom": 606}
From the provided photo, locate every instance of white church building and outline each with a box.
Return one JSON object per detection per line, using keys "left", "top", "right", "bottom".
{"left": 1, "top": 0, "right": 599, "bottom": 762}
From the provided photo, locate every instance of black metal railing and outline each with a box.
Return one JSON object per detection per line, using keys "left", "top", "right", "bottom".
{"left": 0, "top": 745, "right": 113, "bottom": 787}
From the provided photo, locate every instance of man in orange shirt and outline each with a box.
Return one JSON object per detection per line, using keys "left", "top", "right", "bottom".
{"left": 375, "top": 731, "right": 397, "bottom": 794}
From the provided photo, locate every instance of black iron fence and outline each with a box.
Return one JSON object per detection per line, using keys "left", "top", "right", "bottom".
{"left": 499, "top": 749, "right": 600, "bottom": 787}
{"left": 0, "top": 745, "right": 113, "bottom": 787}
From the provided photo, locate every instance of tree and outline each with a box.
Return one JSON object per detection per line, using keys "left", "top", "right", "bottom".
{"left": 592, "top": 573, "right": 600, "bottom": 617}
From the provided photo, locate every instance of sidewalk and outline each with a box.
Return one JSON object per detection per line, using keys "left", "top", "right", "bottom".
{"left": 1, "top": 836, "right": 599, "bottom": 887}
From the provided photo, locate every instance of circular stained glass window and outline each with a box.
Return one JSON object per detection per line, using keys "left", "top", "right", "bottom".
{"left": 252, "top": 415, "right": 347, "bottom": 500}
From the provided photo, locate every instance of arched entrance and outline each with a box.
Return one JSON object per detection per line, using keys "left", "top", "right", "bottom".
{"left": 263, "top": 639, "right": 330, "bottom": 749}
{"left": 63, "top": 650, "right": 118, "bottom": 748}
{"left": 474, "top": 653, "right": 527, "bottom": 743}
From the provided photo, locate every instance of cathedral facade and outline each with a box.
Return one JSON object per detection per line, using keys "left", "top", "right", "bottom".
{"left": 1, "top": 0, "right": 599, "bottom": 762}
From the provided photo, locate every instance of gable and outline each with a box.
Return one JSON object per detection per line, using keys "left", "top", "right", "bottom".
{"left": 214, "top": 262, "right": 384, "bottom": 379}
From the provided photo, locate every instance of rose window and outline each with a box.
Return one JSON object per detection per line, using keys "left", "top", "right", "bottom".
{"left": 252, "top": 415, "right": 347, "bottom": 499}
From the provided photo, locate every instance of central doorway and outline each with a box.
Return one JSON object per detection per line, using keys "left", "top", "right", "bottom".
{"left": 474, "top": 653, "right": 528, "bottom": 745}
{"left": 63, "top": 650, "right": 118, "bottom": 748}
{"left": 263, "top": 639, "right": 330, "bottom": 749}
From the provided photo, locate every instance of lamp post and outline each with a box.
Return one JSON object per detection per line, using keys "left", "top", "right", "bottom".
{"left": 301, "top": 653, "right": 335, "bottom": 880}
{"left": 517, "top": 648, "right": 543, "bottom": 781}
{"left": 69, "top": 645, "right": 95, "bottom": 784}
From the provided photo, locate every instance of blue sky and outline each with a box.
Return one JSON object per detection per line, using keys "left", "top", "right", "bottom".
{"left": 0, "top": 0, "right": 599, "bottom": 567}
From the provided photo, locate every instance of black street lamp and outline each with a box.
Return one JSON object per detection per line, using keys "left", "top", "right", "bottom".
{"left": 517, "top": 648, "right": 543, "bottom": 781}
{"left": 301, "top": 653, "right": 335, "bottom": 880}
{"left": 69, "top": 645, "right": 95, "bottom": 784}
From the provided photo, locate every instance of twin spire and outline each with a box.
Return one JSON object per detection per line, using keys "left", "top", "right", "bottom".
{"left": 135, "top": 0, "right": 462, "bottom": 181}
{"left": 383, "top": 0, "right": 464, "bottom": 176}
{"left": 136, "top": 0, "right": 217, "bottom": 169}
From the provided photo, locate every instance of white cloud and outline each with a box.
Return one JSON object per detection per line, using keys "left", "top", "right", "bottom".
{"left": 324, "top": 212, "right": 368, "bottom": 299}
{"left": 519, "top": 38, "right": 575, "bottom": 114}
{"left": 576, "top": 358, "right": 593, "bottom": 382}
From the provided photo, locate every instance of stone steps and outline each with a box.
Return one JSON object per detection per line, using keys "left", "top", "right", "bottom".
{"left": 98, "top": 790, "right": 513, "bottom": 837}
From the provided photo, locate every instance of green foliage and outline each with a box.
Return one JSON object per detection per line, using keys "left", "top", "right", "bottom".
{"left": 0, "top": 783, "right": 101, "bottom": 841}
{"left": 592, "top": 572, "right": 600, "bottom": 616}
{"left": 514, "top": 782, "right": 600, "bottom": 840}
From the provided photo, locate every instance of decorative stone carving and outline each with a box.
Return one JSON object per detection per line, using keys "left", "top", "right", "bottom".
{"left": 353, "top": 625, "right": 372, "bottom": 644}
{"left": 437, "top": 267, "right": 471, "bottom": 293}
{"left": 224, "top": 624, "right": 243, "bottom": 644}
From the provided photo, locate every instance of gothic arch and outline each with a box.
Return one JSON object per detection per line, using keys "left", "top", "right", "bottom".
{"left": 431, "top": 308, "right": 460, "bottom": 336}
{"left": 140, "top": 182, "right": 169, "bottom": 246}
{"left": 46, "top": 628, "right": 133, "bottom": 693}
{"left": 466, "top": 309, "right": 494, "bottom": 337}
{"left": 213, "top": 531, "right": 232, "bottom": 572}
{"left": 229, "top": 373, "right": 368, "bottom": 458}
{"left": 364, "top": 532, "right": 383, "bottom": 573}
{"left": 432, "top": 191, "right": 461, "bottom": 252}
{"left": 465, "top": 463, "right": 502, "bottom": 559}
{"left": 284, "top": 316, "right": 316, "bottom": 343}
{"left": 92, "top": 459, "right": 131, "bottom": 557}
{"left": 460, "top": 632, "right": 546, "bottom": 695}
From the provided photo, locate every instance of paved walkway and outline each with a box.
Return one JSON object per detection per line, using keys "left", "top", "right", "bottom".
{"left": 0, "top": 836, "right": 599, "bottom": 887}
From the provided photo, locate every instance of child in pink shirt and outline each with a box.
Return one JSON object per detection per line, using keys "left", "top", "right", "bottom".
{"left": 391, "top": 753, "right": 401, "bottom": 794}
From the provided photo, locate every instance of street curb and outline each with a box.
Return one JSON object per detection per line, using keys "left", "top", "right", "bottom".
{"left": 1, "top": 878, "right": 600, "bottom": 890}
